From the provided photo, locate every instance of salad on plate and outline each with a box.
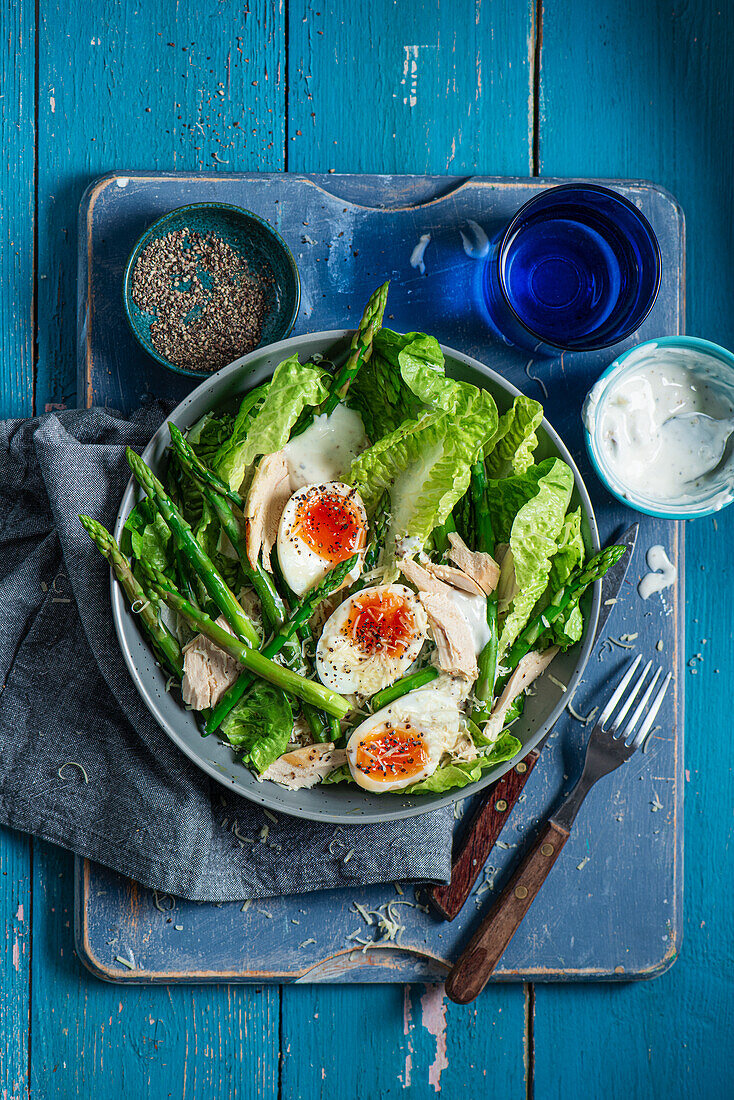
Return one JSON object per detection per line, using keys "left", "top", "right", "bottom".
{"left": 81, "top": 284, "right": 623, "bottom": 796}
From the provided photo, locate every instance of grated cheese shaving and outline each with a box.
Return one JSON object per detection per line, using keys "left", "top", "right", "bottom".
{"left": 57, "top": 761, "right": 89, "bottom": 783}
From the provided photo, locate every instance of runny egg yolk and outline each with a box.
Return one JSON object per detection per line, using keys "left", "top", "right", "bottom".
{"left": 353, "top": 725, "right": 430, "bottom": 782}
{"left": 293, "top": 487, "right": 364, "bottom": 564}
{"left": 342, "top": 590, "right": 416, "bottom": 658}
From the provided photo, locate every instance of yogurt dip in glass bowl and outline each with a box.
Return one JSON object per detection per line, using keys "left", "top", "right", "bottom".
{"left": 583, "top": 336, "right": 734, "bottom": 519}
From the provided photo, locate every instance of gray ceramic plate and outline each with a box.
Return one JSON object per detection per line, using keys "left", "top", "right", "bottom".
{"left": 112, "top": 330, "right": 600, "bottom": 824}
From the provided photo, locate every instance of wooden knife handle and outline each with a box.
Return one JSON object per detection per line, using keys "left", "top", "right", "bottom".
{"left": 445, "top": 818, "right": 570, "bottom": 1004}
{"left": 427, "top": 749, "right": 540, "bottom": 921}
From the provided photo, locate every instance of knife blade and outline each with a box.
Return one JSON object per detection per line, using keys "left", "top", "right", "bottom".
{"left": 589, "top": 523, "right": 639, "bottom": 645}
{"left": 427, "top": 523, "right": 639, "bottom": 921}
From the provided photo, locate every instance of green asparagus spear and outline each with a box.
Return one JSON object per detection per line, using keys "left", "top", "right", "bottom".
{"left": 470, "top": 458, "right": 494, "bottom": 553}
{"left": 204, "top": 554, "right": 358, "bottom": 733}
{"left": 202, "top": 486, "right": 331, "bottom": 741}
{"left": 168, "top": 422, "right": 245, "bottom": 512}
{"left": 493, "top": 543, "right": 627, "bottom": 695}
{"left": 141, "top": 563, "right": 352, "bottom": 720}
{"left": 431, "top": 511, "right": 456, "bottom": 555}
{"left": 126, "top": 447, "right": 259, "bottom": 649}
{"left": 201, "top": 485, "right": 287, "bottom": 635}
{"left": 322, "top": 281, "right": 389, "bottom": 414}
{"left": 79, "top": 515, "right": 183, "bottom": 679}
{"left": 470, "top": 458, "right": 499, "bottom": 722}
{"left": 369, "top": 667, "right": 439, "bottom": 712}
{"left": 291, "top": 283, "right": 389, "bottom": 439}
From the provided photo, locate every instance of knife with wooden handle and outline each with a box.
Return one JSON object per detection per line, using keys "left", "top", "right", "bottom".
{"left": 427, "top": 523, "right": 638, "bottom": 922}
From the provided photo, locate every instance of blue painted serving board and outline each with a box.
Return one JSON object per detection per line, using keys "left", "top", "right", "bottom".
{"left": 75, "top": 173, "right": 684, "bottom": 983}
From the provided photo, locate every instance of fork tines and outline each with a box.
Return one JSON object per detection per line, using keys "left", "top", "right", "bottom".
{"left": 599, "top": 654, "right": 672, "bottom": 749}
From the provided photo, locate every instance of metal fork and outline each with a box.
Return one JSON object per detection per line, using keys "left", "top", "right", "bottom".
{"left": 445, "top": 656, "right": 671, "bottom": 1004}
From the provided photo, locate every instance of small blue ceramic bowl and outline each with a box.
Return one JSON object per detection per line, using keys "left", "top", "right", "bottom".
{"left": 123, "top": 202, "right": 300, "bottom": 377}
{"left": 583, "top": 335, "right": 734, "bottom": 519}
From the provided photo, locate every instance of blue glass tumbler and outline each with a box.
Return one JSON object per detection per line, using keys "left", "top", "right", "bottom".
{"left": 484, "top": 184, "right": 662, "bottom": 355}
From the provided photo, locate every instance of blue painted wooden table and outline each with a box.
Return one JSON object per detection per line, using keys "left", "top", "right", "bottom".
{"left": 1, "top": 2, "right": 732, "bottom": 1097}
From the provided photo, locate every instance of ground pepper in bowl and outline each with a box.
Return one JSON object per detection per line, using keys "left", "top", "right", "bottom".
{"left": 130, "top": 229, "right": 271, "bottom": 372}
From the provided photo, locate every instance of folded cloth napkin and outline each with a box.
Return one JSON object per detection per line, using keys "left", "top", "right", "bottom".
{"left": 0, "top": 404, "right": 454, "bottom": 900}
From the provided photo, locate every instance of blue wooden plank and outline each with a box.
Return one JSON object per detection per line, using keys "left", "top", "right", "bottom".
{"left": 0, "top": 831, "right": 31, "bottom": 1100}
{"left": 535, "top": 0, "right": 734, "bottom": 1095}
{"left": 35, "top": 0, "right": 285, "bottom": 412}
{"left": 287, "top": 0, "right": 535, "bottom": 176}
{"left": 30, "top": 2, "right": 287, "bottom": 1096}
{"left": 0, "top": 0, "right": 35, "bottom": 418}
{"left": 31, "top": 846, "right": 280, "bottom": 1099}
{"left": 281, "top": 982, "right": 530, "bottom": 1095}
{"left": 0, "top": 4, "right": 35, "bottom": 1097}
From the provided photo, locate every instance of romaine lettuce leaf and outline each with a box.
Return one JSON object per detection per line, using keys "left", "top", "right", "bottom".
{"left": 213, "top": 356, "right": 329, "bottom": 489}
{"left": 348, "top": 328, "right": 490, "bottom": 443}
{"left": 221, "top": 681, "right": 293, "bottom": 774}
{"left": 405, "top": 732, "right": 521, "bottom": 793}
{"left": 545, "top": 507, "right": 586, "bottom": 647}
{"left": 347, "top": 329, "right": 429, "bottom": 441}
{"left": 548, "top": 507, "right": 585, "bottom": 591}
{"left": 349, "top": 384, "right": 498, "bottom": 562}
{"left": 485, "top": 395, "right": 543, "bottom": 477}
{"left": 124, "top": 498, "right": 172, "bottom": 574}
{"left": 487, "top": 458, "right": 575, "bottom": 655}
{"left": 320, "top": 763, "right": 352, "bottom": 785}
{"left": 186, "top": 409, "right": 236, "bottom": 465}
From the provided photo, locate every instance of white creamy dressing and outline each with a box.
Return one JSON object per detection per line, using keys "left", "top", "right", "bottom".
{"left": 409, "top": 233, "right": 431, "bottom": 275}
{"left": 584, "top": 345, "right": 734, "bottom": 505}
{"left": 459, "top": 219, "right": 490, "bottom": 260}
{"left": 283, "top": 403, "right": 367, "bottom": 490}
{"left": 638, "top": 545, "right": 677, "bottom": 600}
{"left": 446, "top": 588, "right": 490, "bottom": 656}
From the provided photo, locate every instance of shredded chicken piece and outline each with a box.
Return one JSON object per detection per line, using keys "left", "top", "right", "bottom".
{"left": 261, "top": 744, "right": 347, "bottom": 791}
{"left": 482, "top": 647, "right": 559, "bottom": 742}
{"left": 427, "top": 561, "right": 484, "bottom": 596}
{"left": 419, "top": 592, "right": 478, "bottom": 680}
{"left": 399, "top": 557, "right": 451, "bottom": 598}
{"left": 244, "top": 450, "right": 291, "bottom": 571}
{"left": 447, "top": 532, "right": 500, "bottom": 595}
{"left": 449, "top": 726, "right": 479, "bottom": 762}
{"left": 181, "top": 617, "right": 241, "bottom": 710}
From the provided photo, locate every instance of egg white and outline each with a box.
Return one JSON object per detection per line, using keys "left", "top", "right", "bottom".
{"left": 346, "top": 683, "right": 461, "bottom": 792}
{"left": 316, "top": 584, "right": 428, "bottom": 695}
{"left": 276, "top": 481, "right": 367, "bottom": 597}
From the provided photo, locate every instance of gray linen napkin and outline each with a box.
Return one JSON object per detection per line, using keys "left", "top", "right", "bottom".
{"left": 0, "top": 404, "right": 453, "bottom": 900}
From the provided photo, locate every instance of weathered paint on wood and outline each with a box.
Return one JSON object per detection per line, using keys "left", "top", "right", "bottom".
{"left": 76, "top": 169, "right": 684, "bottom": 986}
{"left": 287, "top": 0, "right": 535, "bottom": 176}
{"left": 30, "top": 845, "right": 280, "bottom": 1098}
{"left": 534, "top": 1, "right": 734, "bottom": 1096}
{"left": 0, "top": 4, "right": 34, "bottom": 1097}
{"left": 26, "top": 2, "right": 288, "bottom": 1099}
{"left": 281, "top": 982, "right": 529, "bottom": 1096}
{"left": 35, "top": 0, "right": 285, "bottom": 412}
{"left": 0, "top": 0, "right": 730, "bottom": 1096}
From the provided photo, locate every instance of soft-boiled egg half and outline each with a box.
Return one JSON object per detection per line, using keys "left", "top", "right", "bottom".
{"left": 346, "top": 684, "right": 461, "bottom": 792}
{"left": 277, "top": 481, "right": 367, "bottom": 597}
{"left": 316, "top": 584, "right": 428, "bottom": 695}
